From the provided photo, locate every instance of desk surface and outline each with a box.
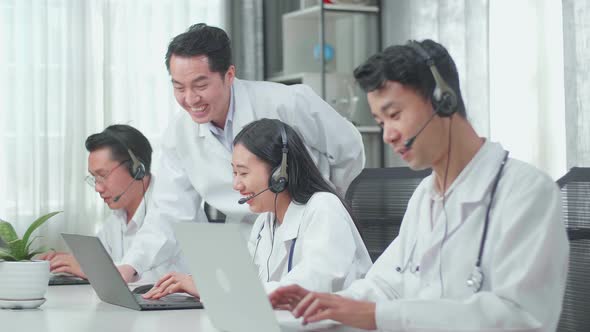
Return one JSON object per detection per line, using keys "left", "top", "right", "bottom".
{"left": 0, "top": 285, "right": 364, "bottom": 332}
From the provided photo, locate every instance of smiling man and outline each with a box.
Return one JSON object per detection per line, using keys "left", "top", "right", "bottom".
{"left": 40, "top": 125, "right": 172, "bottom": 283}
{"left": 269, "top": 39, "right": 569, "bottom": 332}
{"left": 115, "top": 23, "right": 365, "bottom": 283}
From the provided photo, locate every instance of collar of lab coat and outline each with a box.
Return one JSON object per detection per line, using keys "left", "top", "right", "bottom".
{"left": 112, "top": 175, "right": 155, "bottom": 231}
{"left": 274, "top": 200, "right": 305, "bottom": 243}
{"left": 192, "top": 78, "right": 254, "bottom": 161}
{"left": 419, "top": 140, "right": 508, "bottom": 242}
{"left": 260, "top": 200, "right": 302, "bottom": 281}
{"left": 424, "top": 139, "right": 507, "bottom": 205}
{"left": 194, "top": 78, "right": 254, "bottom": 138}
{"left": 230, "top": 78, "right": 257, "bottom": 140}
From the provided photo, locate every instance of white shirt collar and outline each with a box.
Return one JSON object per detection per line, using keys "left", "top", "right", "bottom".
{"left": 112, "top": 175, "right": 155, "bottom": 230}
{"left": 426, "top": 139, "right": 491, "bottom": 201}
{"left": 207, "top": 85, "right": 235, "bottom": 152}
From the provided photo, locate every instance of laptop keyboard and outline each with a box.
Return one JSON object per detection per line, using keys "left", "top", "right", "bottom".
{"left": 135, "top": 294, "right": 203, "bottom": 309}
{"left": 49, "top": 275, "right": 90, "bottom": 285}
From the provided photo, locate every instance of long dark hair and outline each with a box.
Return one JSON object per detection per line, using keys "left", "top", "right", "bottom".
{"left": 233, "top": 118, "right": 356, "bottom": 222}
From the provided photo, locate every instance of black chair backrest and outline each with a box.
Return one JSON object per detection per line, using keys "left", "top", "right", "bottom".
{"left": 345, "top": 167, "right": 430, "bottom": 262}
{"left": 204, "top": 202, "right": 226, "bottom": 223}
{"left": 557, "top": 167, "right": 590, "bottom": 332}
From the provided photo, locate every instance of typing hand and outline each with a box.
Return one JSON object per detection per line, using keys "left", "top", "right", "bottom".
{"left": 47, "top": 253, "right": 87, "bottom": 279}
{"left": 142, "top": 272, "right": 199, "bottom": 300}
{"left": 292, "top": 292, "right": 377, "bottom": 330}
{"left": 37, "top": 250, "right": 65, "bottom": 261}
{"left": 132, "top": 284, "right": 155, "bottom": 294}
{"left": 269, "top": 284, "right": 311, "bottom": 311}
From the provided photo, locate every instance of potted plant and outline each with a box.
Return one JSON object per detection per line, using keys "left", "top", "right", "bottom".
{"left": 0, "top": 211, "right": 61, "bottom": 309}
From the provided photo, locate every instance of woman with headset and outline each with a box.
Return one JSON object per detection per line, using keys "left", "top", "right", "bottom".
{"left": 143, "top": 118, "right": 372, "bottom": 299}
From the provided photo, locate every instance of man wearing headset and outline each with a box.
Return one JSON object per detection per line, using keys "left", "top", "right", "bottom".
{"left": 115, "top": 23, "right": 365, "bottom": 282}
{"left": 40, "top": 125, "right": 169, "bottom": 283}
{"left": 269, "top": 40, "right": 569, "bottom": 331}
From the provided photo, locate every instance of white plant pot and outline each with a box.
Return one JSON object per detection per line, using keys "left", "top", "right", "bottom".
{"left": 0, "top": 260, "right": 50, "bottom": 306}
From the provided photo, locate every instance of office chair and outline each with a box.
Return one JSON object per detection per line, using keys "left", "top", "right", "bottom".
{"left": 556, "top": 167, "right": 590, "bottom": 331}
{"left": 345, "top": 167, "right": 430, "bottom": 262}
{"left": 204, "top": 202, "right": 226, "bottom": 223}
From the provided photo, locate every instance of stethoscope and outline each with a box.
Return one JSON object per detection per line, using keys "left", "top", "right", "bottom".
{"left": 252, "top": 217, "right": 298, "bottom": 282}
{"left": 395, "top": 151, "right": 509, "bottom": 293}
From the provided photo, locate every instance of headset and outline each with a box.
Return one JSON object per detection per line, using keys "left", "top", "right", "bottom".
{"left": 268, "top": 124, "right": 289, "bottom": 194}
{"left": 407, "top": 40, "right": 458, "bottom": 118}
{"left": 250, "top": 123, "right": 292, "bottom": 282}
{"left": 105, "top": 129, "right": 146, "bottom": 181}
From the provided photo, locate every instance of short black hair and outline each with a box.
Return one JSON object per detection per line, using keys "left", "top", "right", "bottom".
{"left": 85, "top": 124, "right": 152, "bottom": 175}
{"left": 165, "top": 23, "right": 232, "bottom": 74}
{"left": 353, "top": 39, "right": 466, "bottom": 118}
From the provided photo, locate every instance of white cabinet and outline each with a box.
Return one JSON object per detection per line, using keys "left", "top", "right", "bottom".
{"left": 268, "top": 72, "right": 358, "bottom": 120}
{"left": 264, "top": 1, "right": 384, "bottom": 167}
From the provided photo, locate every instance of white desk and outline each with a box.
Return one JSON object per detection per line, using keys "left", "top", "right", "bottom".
{"left": 0, "top": 285, "right": 365, "bottom": 332}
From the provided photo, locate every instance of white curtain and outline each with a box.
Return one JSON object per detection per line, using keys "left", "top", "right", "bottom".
{"left": 489, "top": 0, "right": 566, "bottom": 179}
{"left": 382, "top": 0, "right": 490, "bottom": 166}
{"left": 229, "top": 0, "right": 264, "bottom": 80}
{"left": 381, "top": 0, "right": 566, "bottom": 179}
{"left": 0, "top": 0, "right": 226, "bottom": 249}
{"left": 563, "top": 0, "right": 590, "bottom": 168}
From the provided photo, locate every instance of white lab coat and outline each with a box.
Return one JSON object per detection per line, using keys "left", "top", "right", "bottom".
{"left": 96, "top": 176, "right": 176, "bottom": 283}
{"left": 121, "top": 78, "right": 365, "bottom": 276}
{"left": 338, "top": 141, "right": 569, "bottom": 332}
{"left": 248, "top": 192, "right": 372, "bottom": 294}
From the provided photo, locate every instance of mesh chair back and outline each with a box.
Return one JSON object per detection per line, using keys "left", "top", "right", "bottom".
{"left": 557, "top": 167, "right": 590, "bottom": 331}
{"left": 345, "top": 167, "right": 430, "bottom": 262}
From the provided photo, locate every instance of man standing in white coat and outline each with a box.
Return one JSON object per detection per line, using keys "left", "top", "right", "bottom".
{"left": 269, "top": 40, "right": 569, "bottom": 331}
{"left": 116, "top": 23, "right": 365, "bottom": 282}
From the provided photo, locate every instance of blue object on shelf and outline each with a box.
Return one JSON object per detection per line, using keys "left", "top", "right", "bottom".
{"left": 313, "top": 43, "right": 335, "bottom": 62}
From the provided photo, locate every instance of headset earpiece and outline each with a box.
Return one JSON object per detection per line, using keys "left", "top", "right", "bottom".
{"left": 107, "top": 129, "right": 146, "bottom": 180}
{"left": 268, "top": 124, "right": 288, "bottom": 194}
{"left": 127, "top": 149, "right": 146, "bottom": 180}
{"left": 269, "top": 166, "right": 286, "bottom": 193}
{"left": 408, "top": 40, "right": 458, "bottom": 117}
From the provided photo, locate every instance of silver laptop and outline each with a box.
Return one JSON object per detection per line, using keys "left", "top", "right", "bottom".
{"left": 61, "top": 233, "right": 203, "bottom": 311}
{"left": 174, "top": 223, "right": 337, "bottom": 332}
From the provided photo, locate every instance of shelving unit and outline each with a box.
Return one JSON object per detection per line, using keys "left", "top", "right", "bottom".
{"left": 263, "top": 0, "right": 384, "bottom": 167}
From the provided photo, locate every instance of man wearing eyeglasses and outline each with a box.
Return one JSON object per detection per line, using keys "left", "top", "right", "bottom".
{"left": 39, "top": 125, "right": 169, "bottom": 283}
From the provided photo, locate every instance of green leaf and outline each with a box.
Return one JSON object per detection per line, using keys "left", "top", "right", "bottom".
{"left": 21, "top": 211, "right": 61, "bottom": 252}
{"left": 7, "top": 239, "right": 20, "bottom": 251}
{"left": 7, "top": 239, "right": 26, "bottom": 260}
{"left": 24, "top": 236, "right": 41, "bottom": 255}
{"left": 0, "top": 211, "right": 61, "bottom": 261}
{"left": 0, "top": 247, "right": 17, "bottom": 261}
{"left": 0, "top": 220, "right": 18, "bottom": 244}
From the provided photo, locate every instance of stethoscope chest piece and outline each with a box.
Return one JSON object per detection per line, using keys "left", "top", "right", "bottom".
{"left": 466, "top": 265, "right": 484, "bottom": 292}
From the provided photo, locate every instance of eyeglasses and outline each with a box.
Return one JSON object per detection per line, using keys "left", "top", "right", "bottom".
{"left": 85, "top": 161, "right": 128, "bottom": 187}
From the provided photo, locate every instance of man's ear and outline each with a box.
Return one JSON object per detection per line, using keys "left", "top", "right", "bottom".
{"left": 224, "top": 65, "right": 236, "bottom": 84}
